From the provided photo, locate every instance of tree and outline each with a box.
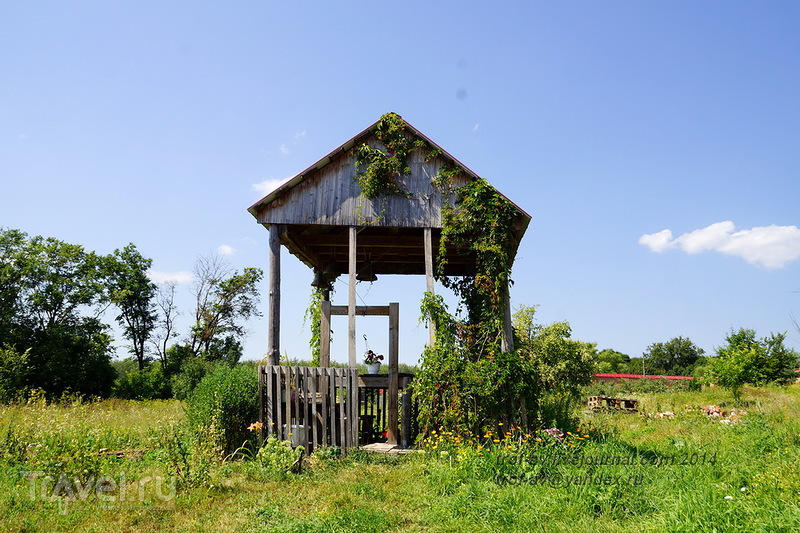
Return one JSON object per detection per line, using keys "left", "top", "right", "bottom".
{"left": 189, "top": 255, "right": 263, "bottom": 358}
{"left": 706, "top": 328, "right": 799, "bottom": 401}
{"left": 0, "top": 345, "right": 29, "bottom": 402}
{"left": 595, "top": 349, "right": 631, "bottom": 374}
{"left": 520, "top": 319, "right": 597, "bottom": 426}
{"left": 643, "top": 337, "right": 704, "bottom": 375}
{"left": 106, "top": 244, "right": 158, "bottom": 370}
{"left": 151, "top": 281, "right": 180, "bottom": 369}
{"left": 0, "top": 229, "right": 115, "bottom": 398}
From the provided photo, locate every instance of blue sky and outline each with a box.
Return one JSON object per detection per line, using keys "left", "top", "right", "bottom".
{"left": 2, "top": 2, "right": 799, "bottom": 366}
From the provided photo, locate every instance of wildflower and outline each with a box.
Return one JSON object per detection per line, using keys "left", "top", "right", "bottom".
{"left": 724, "top": 496, "right": 733, "bottom": 500}
{"left": 544, "top": 428, "right": 564, "bottom": 441}
{"left": 247, "top": 421, "right": 263, "bottom": 432}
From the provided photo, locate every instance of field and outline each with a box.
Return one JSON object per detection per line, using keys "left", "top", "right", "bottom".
{"left": 1, "top": 386, "right": 799, "bottom": 532}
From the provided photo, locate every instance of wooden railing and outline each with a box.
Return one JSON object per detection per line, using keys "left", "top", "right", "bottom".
{"left": 258, "top": 366, "right": 359, "bottom": 452}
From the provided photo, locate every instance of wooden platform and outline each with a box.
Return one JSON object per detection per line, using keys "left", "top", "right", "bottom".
{"left": 587, "top": 395, "right": 638, "bottom": 412}
{"left": 360, "top": 443, "right": 419, "bottom": 455}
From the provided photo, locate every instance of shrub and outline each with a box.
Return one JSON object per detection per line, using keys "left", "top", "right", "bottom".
{"left": 254, "top": 436, "right": 304, "bottom": 479}
{"left": 185, "top": 364, "right": 258, "bottom": 456}
{"left": 170, "top": 356, "right": 216, "bottom": 400}
{"left": 0, "top": 345, "right": 29, "bottom": 403}
{"left": 111, "top": 361, "right": 171, "bottom": 400}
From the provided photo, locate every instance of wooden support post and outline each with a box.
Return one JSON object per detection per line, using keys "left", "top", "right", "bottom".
{"left": 501, "top": 282, "right": 514, "bottom": 353}
{"left": 348, "top": 226, "right": 357, "bottom": 368}
{"left": 401, "top": 375, "right": 412, "bottom": 448}
{"left": 387, "top": 302, "right": 399, "bottom": 445}
{"left": 320, "top": 301, "right": 331, "bottom": 367}
{"left": 267, "top": 224, "right": 281, "bottom": 365}
{"left": 423, "top": 227, "right": 436, "bottom": 345}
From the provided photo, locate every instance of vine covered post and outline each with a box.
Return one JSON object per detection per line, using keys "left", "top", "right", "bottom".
{"left": 320, "top": 300, "right": 331, "bottom": 367}
{"left": 424, "top": 227, "right": 436, "bottom": 345}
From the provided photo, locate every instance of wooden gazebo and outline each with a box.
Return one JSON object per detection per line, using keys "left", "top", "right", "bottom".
{"left": 248, "top": 113, "right": 531, "bottom": 450}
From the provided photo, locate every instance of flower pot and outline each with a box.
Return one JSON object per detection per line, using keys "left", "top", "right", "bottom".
{"left": 366, "top": 363, "right": 381, "bottom": 374}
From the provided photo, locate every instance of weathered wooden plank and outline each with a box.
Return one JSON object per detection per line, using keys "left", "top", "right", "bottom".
{"left": 349, "top": 369, "right": 359, "bottom": 449}
{"left": 329, "top": 305, "right": 390, "bottom": 316}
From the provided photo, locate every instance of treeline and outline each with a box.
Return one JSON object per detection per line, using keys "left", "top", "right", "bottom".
{"left": 0, "top": 228, "right": 262, "bottom": 402}
{"left": 593, "top": 331, "right": 797, "bottom": 384}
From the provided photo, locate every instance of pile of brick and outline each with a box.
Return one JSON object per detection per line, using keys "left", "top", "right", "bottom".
{"left": 702, "top": 405, "right": 748, "bottom": 424}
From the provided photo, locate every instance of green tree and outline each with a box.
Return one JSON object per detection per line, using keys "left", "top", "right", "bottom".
{"left": 643, "top": 336, "right": 705, "bottom": 375}
{"left": 0, "top": 345, "right": 29, "bottom": 402}
{"left": 707, "top": 328, "right": 799, "bottom": 401}
{"left": 0, "top": 229, "right": 115, "bottom": 398}
{"left": 189, "top": 255, "right": 263, "bottom": 358}
{"left": 518, "top": 318, "right": 597, "bottom": 426}
{"left": 594, "top": 349, "right": 631, "bottom": 374}
{"left": 106, "top": 244, "right": 158, "bottom": 370}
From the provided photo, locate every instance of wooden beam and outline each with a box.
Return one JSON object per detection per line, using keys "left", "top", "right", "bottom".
{"left": 329, "top": 305, "right": 390, "bottom": 316}
{"left": 267, "top": 224, "right": 281, "bottom": 365}
{"left": 348, "top": 226, "right": 357, "bottom": 368}
{"left": 387, "top": 302, "right": 399, "bottom": 445}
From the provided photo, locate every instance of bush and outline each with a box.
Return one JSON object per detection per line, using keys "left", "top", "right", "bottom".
{"left": 0, "top": 345, "right": 29, "bottom": 403}
{"left": 170, "top": 356, "right": 216, "bottom": 400}
{"left": 254, "top": 436, "right": 304, "bottom": 479}
{"left": 185, "top": 364, "right": 258, "bottom": 456}
{"left": 111, "top": 361, "right": 171, "bottom": 400}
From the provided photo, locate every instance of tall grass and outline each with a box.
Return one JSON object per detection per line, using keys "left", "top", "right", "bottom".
{"left": 0, "top": 386, "right": 798, "bottom": 531}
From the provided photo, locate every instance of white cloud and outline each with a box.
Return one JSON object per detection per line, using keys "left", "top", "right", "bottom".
{"left": 472, "top": 123, "right": 480, "bottom": 133}
{"left": 638, "top": 229, "right": 674, "bottom": 253}
{"left": 147, "top": 270, "right": 194, "bottom": 284}
{"left": 294, "top": 130, "right": 307, "bottom": 141}
{"left": 640, "top": 222, "right": 800, "bottom": 269}
{"left": 218, "top": 244, "right": 235, "bottom": 256}
{"left": 252, "top": 177, "right": 291, "bottom": 196}
{"left": 673, "top": 221, "right": 736, "bottom": 254}
{"left": 279, "top": 143, "right": 290, "bottom": 155}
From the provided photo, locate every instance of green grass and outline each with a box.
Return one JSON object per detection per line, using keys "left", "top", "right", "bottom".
{"left": 1, "top": 386, "right": 799, "bottom": 531}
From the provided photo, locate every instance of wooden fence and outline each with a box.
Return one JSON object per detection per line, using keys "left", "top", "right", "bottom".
{"left": 258, "top": 365, "right": 359, "bottom": 452}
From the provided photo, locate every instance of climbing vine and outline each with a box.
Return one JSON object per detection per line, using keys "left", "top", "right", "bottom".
{"left": 414, "top": 162, "right": 524, "bottom": 437}
{"left": 437, "top": 176, "right": 518, "bottom": 354}
{"left": 414, "top": 293, "right": 535, "bottom": 436}
{"left": 353, "top": 112, "right": 422, "bottom": 199}
{"left": 304, "top": 286, "right": 331, "bottom": 367}
{"left": 349, "top": 112, "right": 529, "bottom": 435}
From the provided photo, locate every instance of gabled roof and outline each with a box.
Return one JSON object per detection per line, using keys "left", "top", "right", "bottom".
{"left": 248, "top": 114, "right": 530, "bottom": 223}
{"left": 247, "top": 114, "right": 531, "bottom": 277}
